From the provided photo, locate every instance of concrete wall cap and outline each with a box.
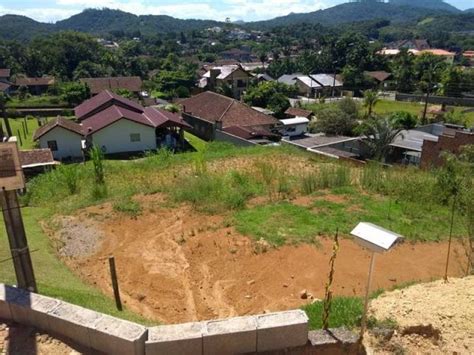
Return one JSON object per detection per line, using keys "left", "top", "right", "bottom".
{"left": 257, "top": 310, "right": 308, "bottom": 329}
{"left": 205, "top": 315, "right": 257, "bottom": 335}
{"left": 148, "top": 322, "right": 205, "bottom": 342}
{"left": 94, "top": 314, "right": 147, "bottom": 340}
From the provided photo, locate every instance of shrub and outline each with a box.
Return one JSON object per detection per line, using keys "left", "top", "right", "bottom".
{"left": 90, "top": 146, "right": 105, "bottom": 184}
{"left": 58, "top": 164, "right": 79, "bottom": 195}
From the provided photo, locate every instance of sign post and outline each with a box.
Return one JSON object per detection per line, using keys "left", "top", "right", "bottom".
{"left": 0, "top": 139, "right": 37, "bottom": 292}
{"left": 350, "top": 222, "right": 402, "bottom": 341}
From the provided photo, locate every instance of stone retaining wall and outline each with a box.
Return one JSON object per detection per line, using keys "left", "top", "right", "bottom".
{"left": 0, "top": 284, "right": 361, "bottom": 354}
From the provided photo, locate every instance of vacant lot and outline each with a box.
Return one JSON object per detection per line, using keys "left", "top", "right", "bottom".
{"left": 2, "top": 143, "right": 471, "bottom": 326}
{"left": 58, "top": 193, "right": 466, "bottom": 324}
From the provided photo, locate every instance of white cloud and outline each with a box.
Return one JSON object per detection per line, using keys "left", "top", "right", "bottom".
{"left": 0, "top": 6, "right": 78, "bottom": 22}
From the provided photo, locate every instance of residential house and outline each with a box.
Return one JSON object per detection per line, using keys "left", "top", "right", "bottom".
{"left": 364, "top": 71, "right": 393, "bottom": 89}
{"left": 33, "top": 90, "right": 191, "bottom": 160}
{"left": 19, "top": 148, "right": 59, "bottom": 177}
{"left": 463, "top": 51, "right": 474, "bottom": 65}
{"left": 420, "top": 126, "right": 474, "bottom": 168}
{"left": 0, "top": 69, "right": 10, "bottom": 82}
{"left": 388, "top": 39, "right": 431, "bottom": 51}
{"left": 14, "top": 76, "right": 55, "bottom": 95}
{"left": 33, "top": 117, "right": 84, "bottom": 160}
{"left": 80, "top": 77, "right": 143, "bottom": 96}
{"left": 199, "top": 64, "right": 252, "bottom": 99}
{"left": 280, "top": 74, "right": 342, "bottom": 98}
{"left": 254, "top": 73, "right": 274, "bottom": 83}
{"left": 220, "top": 48, "right": 253, "bottom": 62}
{"left": 180, "top": 91, "right": 280, "bottom": 143}
{"left": 284, "top": 107, "right": 313, "bottom": 120}
{"left": 378, "top": 48, "right": 455, "bottom": 64}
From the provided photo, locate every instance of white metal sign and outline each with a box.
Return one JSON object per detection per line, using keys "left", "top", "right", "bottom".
{"left": 350, "top": 222, "right": 402, "bottom": 253}
{"left": 0, "top": 140, "right": 25, "bottom": 191}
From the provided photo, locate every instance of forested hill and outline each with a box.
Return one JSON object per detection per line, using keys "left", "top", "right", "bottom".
{"left": 388, "top": 0, "right": 460, "bottom": 12}
{"left": 248, "top": 2, "right": 453, "bottom": 29}
{"left": 0, "top": 9, "right": 222, "bottom": 41}
{"left": 55, "top": 9, "right": 221, "bottom": 35}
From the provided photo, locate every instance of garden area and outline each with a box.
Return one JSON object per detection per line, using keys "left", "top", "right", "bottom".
{"left": 1, "top": 142, "right": 471, "bottom": 331}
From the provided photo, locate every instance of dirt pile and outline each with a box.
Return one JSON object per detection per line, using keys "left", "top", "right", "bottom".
{"left": 54, "top": 194, "right": 467, "bottom": 324}
{"left": 0, "top": 321, "right": 90, "bottom": 354}
{"left": 367, "top": 276, "right": 474, "bottom": 354}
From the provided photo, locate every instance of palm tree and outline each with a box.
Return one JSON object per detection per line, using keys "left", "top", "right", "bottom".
{"left": 0, "top": 92, "right": 12, "bottom": 138}
{"left": 363, "top": 90, "right": 379, "bottom": 118}
{"left": 361, "top": 117, "right": 403, "bottom": 162}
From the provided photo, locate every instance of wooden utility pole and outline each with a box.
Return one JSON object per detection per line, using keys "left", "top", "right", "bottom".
{"left": 1, "top": 189, "right": 37, "bottom": 292}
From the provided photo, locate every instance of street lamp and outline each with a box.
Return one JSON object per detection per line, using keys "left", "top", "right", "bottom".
{"left": 350, "top": 222, "right": 403, "bottom": 340}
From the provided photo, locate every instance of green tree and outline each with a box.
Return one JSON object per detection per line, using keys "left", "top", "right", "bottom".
{"left": 391, "top": 48, "right": 415, "bottom": 93}
{"left": 243, "top": 81, "right": 296, "bottom": 118}
{"left": 359, "top": 117, "right": 402, "bottom": 162}
{"left": 61, "top": 82, "right": 91, "bottom": 106}
{"left": 389, "top": 111, "right": 417, "bottom": 129}
{"left": 362, "top": 89, "right": 379, "bottom": 118}
{"left": 310, "top": 106, "right": 357, "bottom": 136}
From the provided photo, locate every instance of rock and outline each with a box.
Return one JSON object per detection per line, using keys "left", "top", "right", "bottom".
{"left": 247, "top": 280, "right": 255, "bottom": 285}
{"left": 300, "top": 290, "right": 308, "bottom": 299}
{"left": 283, "top": 283, "right": 289, "bottom": 288}
{"left": 245, "top": 295, "right": 252, "bottom": 299}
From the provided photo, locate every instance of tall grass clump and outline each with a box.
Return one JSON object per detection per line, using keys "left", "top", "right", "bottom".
{"left": 142, "top": 148, "right": 173, "bottom": 170}
{"left": 300, "top": 164, "right": 351, "bottom": 194}
{"left": 90, "top": 146, "right": 107, "bottom": 200}
{"left": 360, "top": 162, "right": 386, "bottom": 193}
{"left": 113, "top": 196, "right": 142, "bottom": 216}
{"left": 57, "top": 164, "right": 80, "bottom": 195}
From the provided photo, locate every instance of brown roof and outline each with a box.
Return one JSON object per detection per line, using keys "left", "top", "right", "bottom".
{"left": 19, "top": 149, "right": 56, "bottom": 168}
{"left": 33, "top": 117, "right": 83, "bottom": 140}
{"left": 223, "top": 125, "right": 277, "bottom": 140}
{"left": 75, "top": 90, "right": 143, "bottom": 121}
{"left": 80, "top": 77, "right": 143, "bottom": 94}
{"left": 143, "top": 107, "right": 192, "bottom": 129}
{"left": 180, "top": 91, "right": 279, "bottom": 129}
{"left": 0, "top": 82, "right": 10, "bottom": 92}
{"left": 285, "top": 107, "right": 313, "bottom": 119}
{"left": 0, "top": 69, "right": 10, "bottom": 78}
{"left": 15, "top": 76, "right": 55, "bottom": 87}
{"left": 365, "top": 71, "right": 392, "bottom": 82}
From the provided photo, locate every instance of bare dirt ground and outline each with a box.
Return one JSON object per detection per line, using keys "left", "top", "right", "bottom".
{"left": 0, "top": 320, "right": 97, "bottom": 354}
{"left": 52, "top": 193, "right": 468, "bottom": 324}
{"left": 365, "top": 276, "right": 474, "bottom": 354}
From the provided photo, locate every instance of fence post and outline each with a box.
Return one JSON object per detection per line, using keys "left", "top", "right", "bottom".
{"left": 108, "top": 256, "right": 122, "bottom": 311}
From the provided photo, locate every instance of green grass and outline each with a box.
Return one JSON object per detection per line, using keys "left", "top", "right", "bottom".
{"left": 6, "top": 95, "right": 67, "bottom": 108}
{"left": 235, "top": 202, "right": 325, "bottom": 245}
{"left": 185, "top": 132, "right": 207, "bottom": 152}
{"left": 6, "top": 117, "right": 39, "bottom": 149}
{"left": 234, "top": 187, "right": 465, "bottom": 244}
{"left": 302, "top": 296, "right": 363, "bottom": 330}
{"left": 0, "top": 207, "right": 153, "bottom": 325}
{"left": 113, "top": 197, "right": 142, "bottom": 216}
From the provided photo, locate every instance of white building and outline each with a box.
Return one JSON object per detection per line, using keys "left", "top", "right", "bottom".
{"left": 279, "top": 117, "right": 310, "bottom": 137}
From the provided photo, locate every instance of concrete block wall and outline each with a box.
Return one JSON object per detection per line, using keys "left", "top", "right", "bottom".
{"left": 1, "top": 283, "right": 360, "bottom": 354}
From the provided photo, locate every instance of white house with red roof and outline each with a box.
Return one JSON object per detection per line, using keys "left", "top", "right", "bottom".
{"left": 33, "top": 90, "right": 191, "bottom": 160}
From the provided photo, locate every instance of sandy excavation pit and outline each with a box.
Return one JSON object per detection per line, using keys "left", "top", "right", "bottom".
{"left": 53, "top": 194, "right": 468, "bottom": 324}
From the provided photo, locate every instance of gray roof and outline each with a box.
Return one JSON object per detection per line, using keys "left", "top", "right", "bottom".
{"left": 284, "top": 134, "right": 359, "bottom": 149}
{"left": 277, "top": 74, "right": 302, "bottom": 86}
{"left": 310, "top": 74, "right": 343, "bottom": 87}
{"left": 390, "top": 129, "right": 438, "bottom": 152}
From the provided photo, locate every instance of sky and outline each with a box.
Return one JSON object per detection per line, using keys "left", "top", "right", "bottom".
{"left": 0, "top": 0, "right": 471, "bottom": 23}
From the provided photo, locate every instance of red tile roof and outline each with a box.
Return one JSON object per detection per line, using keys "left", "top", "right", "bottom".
{"left": 0, "top": 69, "right": 10, "bottom": 78}
{"left": 33, "top": 117, "right": 84, "bottom": 140}
{"left": 285, "top": 107, "right": 313, "bottom": 118}
{"left": 75, "top": 90, "right": 143, "bottom": 121}
{"left": 0, "top": 82, "right": 10, "bottom": 92}
{"left": 19, "top": 149, "right": 56, "bottom": 167}
{"left": 80, "top": 77, "right": 143, "bottom": 94}
{"left": 364, "top": 71, "right": 392, "bottom": 82}
{"left": 81, "top": 105, "right": 154, "bottom": 133}
{"left": 143, "top": 107, "right": 192, "bottom": 129}
{"left": 180, "top": 91, "right": 279, "bottom": 129}
{"left": 15, "top": 76, "right": 55, "bottom": 86}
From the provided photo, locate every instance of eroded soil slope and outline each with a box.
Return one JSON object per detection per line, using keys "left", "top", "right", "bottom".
{"left": 53, "top": 194, "right": 467, "bottom": 324}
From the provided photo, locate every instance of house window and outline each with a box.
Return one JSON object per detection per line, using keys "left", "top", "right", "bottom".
{"left": 130, "top": 133, "right": 141, "bottom": 142}
{"left": 237, "top": 79, "right": 246, "bottom": 88}
{"left": 47, "top": 140, "right": 58, "bottom": 151}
